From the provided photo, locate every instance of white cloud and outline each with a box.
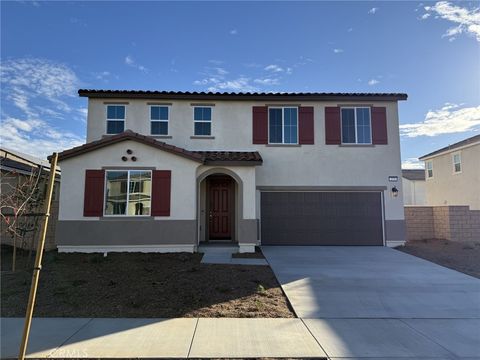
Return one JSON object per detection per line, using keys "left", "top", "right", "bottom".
{"left": 194, "top": 66, "right": 258, "bottom": 92}
{"left": 124, "top": 55, "right": 149, "bottom": 72}
{"left": 95, "top": 71, "right": 111, "bottom": 80}
{"left": 400, "top": 104, "right": 480, "bottom": 137}
{"left": 420, "top": 13, "right": 431, "bottom": 20}
{"left": 423, "top": 1, "right": 480, "bottom": 41}
{"left": 368, "top": 79, "right": 380, "bottom": 85}
{"left": 229, "top": 29, "right": 238, "bottom": 35}
{"left": 207, "top": 77, "right": 258, "bottom": 93}
{"left": 0, "top": 58, "right": 85, "bottom": 157}
{"left": 253, "top": 78, "right": 280, "bottom": 86}
{"left": 264, "top": 64, "right": 284, "bottom": 73}
{"left": 347, "top": 27, "right": 353, "bottom": 32}
{"left": 1, "top": 58, "right": 79, "bottom": 100}
{"left": 368, "top": 7, "right": 379, "bottom": 14}
{"left": 402, "top": 158, "right": 425, "bottom": 169}
{"left": 0, "top": 116, "right": 83, "bottom": 158}
{"left": 333, "top": 48, "right": 344, "bottom": 53}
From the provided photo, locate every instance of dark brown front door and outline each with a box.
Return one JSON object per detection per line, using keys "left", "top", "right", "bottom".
{"left": 208, "top": 177, "right": 232, "bottom": 240}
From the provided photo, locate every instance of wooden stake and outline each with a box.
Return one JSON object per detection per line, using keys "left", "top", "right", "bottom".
{"left": 18, "top": 152, "right": 58, "bottom": 360}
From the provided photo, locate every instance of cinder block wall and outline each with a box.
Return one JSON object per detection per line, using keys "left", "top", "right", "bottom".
{"left": 404, "top": 206, "right": 434, "bottom": 240}
{"left": 405, "top": 205, "right": 480, "bottom": 242}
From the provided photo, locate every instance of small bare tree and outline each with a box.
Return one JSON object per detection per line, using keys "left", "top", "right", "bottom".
{"left": 0, "top": 164, "right": 46, "bottom": 271}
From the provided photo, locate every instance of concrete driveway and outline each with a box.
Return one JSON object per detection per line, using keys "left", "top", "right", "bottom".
{"left": 263, "top": 246, "right": 480, "bottom": 359}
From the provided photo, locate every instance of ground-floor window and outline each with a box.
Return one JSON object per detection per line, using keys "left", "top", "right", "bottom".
{"left": 104, "top": 170, "right": 152, "bottom": 216}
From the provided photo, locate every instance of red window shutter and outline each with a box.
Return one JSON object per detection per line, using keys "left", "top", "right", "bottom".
{"left": 298, "top": 106, "right": 314, "bottom": 144}
{"left": 371, "top": 107, "right": 388, "bottom": 144}
{"left": 252, "top": 106, "right": 268, "bottom": 144}
{"left": 84, "top": 170, "right": 105, "bottom": 217}
{"left": 151, "top": 170, "right": 171, "bottom": 216}
{"left": 325, "top": 107, "right": 341, "bottom": 144}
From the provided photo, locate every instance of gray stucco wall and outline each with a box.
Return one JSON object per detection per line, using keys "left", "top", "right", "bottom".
{"left": 56, "top": 220, "right": 197, "bottom": 246}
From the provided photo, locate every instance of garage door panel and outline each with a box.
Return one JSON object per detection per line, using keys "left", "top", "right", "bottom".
{"left": 261, "top": 192, "right": 383, "bottom": 246}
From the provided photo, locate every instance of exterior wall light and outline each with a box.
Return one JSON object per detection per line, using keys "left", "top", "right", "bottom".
{"left": 391, "top": 186, "right": 399, "bottom": 197}
{"left": 121, "top": 156, "right": 128, "bottom": 161}
{"left": 126, "top": 149, "right": 133, "bottom": 154}
{"left": 131, "top": 156, "right": 137, "bottom": 162}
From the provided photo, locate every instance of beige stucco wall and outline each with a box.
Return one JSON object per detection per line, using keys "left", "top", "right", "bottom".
{"left": 86, "top": 98, "right": 405, "bottom": 222}
{"left": 402, "top": 177, "right": 426, "bottom": 205}
{"left": 58, "top": 140, "right": 199, "bottom": 220}
{"left": 423, "top": 143, "right": 480, "bottom": 210}
{"left": 57, "top": 140, "right": 259, "bottom": 246}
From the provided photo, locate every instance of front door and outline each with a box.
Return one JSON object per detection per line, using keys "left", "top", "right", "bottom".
{"left": 208, "top": 177, "right": 232, "bottom": 240}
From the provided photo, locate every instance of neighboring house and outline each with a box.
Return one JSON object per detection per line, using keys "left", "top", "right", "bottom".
{"left": 402, "top": 169, "right": 426, "bottom": 205}
{"left": 0, "top": 148, "right": 61, "bottom": 250}
{"left": 53, "top": 90, "right": 408, "bottom": 253}
{"left": 419, "top": 135, "right": 480, "bottom": 210}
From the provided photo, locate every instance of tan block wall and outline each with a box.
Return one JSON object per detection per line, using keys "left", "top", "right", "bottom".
{"left": 405, "top": 205, "right": 480, "bottom": 242}
{"left": 0, "top": 200, "right": 59, "bottom": 251}
{"left": 404, "top": 206, "right": 434, "bottom": 240}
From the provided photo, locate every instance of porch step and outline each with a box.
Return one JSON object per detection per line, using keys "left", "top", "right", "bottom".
{"left": 199, "top": 245, "right": 268, "bottom": 266}
{"left": 198, "top": 244, "right": 238, "bottom": 254}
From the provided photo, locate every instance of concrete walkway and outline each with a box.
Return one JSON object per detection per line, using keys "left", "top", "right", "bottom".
{"left": 263, "top": 246, "right": 480, "bottom": 359}
{"left": 1, "top": 317, "right": 326, "bottom": 359}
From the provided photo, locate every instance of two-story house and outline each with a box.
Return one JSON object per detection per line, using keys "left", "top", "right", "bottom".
{"left": 53, "top": 90, "right": 408, "bottom": 253}
{"left": 419, "top": 134, "right": 480, "bottom": 210}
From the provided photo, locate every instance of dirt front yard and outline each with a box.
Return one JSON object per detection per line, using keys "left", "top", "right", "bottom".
{"left": 397, "top": 239, "right": 480, "bottom": 279}
{"left": 1, "top": 246, "right": 294, "bottom": 318}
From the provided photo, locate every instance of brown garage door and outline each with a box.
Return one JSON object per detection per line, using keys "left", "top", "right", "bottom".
{"left": 261, "top": 192, "right": 384, "bottom": 245}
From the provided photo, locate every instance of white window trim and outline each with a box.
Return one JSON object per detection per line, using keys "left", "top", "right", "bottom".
{"left": 452, "top": 152, "right": 462, "bottom": 174}
{"left": 268, "top": 106, "right": 299, "bottom": 145}
{"left": 103, "top": 170, "right": 152, "bottom": 217}
{"left": 106, "top": 105, "right": 126, "bottom": 135}
{"left": 150, "top": 105, "right": 170, "bottom": 136}
{"left": 193, "top": 106, "right": 213, "bottom": 136}
{"left": 426, "top": 160, "right": 434, "bottom": 179}
{"left": 340, "top": 107, "right": 372, "bottom": 145}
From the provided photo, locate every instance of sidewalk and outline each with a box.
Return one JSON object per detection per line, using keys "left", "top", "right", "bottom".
{"left": 1, "top": 317, "right": 327, "bottom": 359}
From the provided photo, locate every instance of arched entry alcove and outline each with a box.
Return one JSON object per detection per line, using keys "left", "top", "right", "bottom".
{"left": 197, "top": 168, "right": 244, "bottom": 244}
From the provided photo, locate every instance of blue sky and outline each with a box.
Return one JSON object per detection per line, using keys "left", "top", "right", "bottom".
{"left": 1, "top": 1, "right": 479, "bottom": 166}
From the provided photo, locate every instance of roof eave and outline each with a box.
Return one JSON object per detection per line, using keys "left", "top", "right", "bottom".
{"left": 53, "top": 131, "right": 204, "bottom": 163}
{"left": 78, "top": 90, "right": 408, "bottom": 102}
{"left": 203, "top": 160, "right": 263, "bottom": 166}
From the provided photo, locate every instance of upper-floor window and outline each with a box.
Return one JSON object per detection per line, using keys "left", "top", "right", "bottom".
{"left": 453, "top": 153, "right": 462, "bottom": 173}
{"left": 150, "top": 106, "right": 169, "bottom": 135}
{"left": 106, "top": 105, "right": 125, "bottom": 134}
{"left": 341, "top": 107, "right": 371, "bottom": 144}
{"left": 104, "top": 170, "right": 151, "bottom": 216}
{"left": 426, "top": 160, "right": 433, "bottom": 178}
{"left": 194, "top": 107, "right": 212, "bottom": 136}
{"left": 269, "top": 107, "right": 298, "bottom": 144}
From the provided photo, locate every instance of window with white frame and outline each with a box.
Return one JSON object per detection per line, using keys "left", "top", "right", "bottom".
{"left": 268, "top": 107, "right": 298, "bottom": 144}
{"left": 453, "top": 153, "right": 461, "bottom": 173}
{"left": 426, "top": 161, "right": 433, "bottom": 178}
{"left": 106, "top": 105, "right": 125, "bottom": 134}
{"left": 104, "top": 170, "right": 152, "bottom": 216}
{"left": 150, "top": 106, "right": 169, "bottom": 135}
{"left": 341, "top": 107, "right": 372, "bottom": 144}
{"left": 193, "top": 107, "right": 212, "bottom": 136}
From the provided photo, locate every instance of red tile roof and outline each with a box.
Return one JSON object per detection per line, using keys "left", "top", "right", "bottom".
{"left": 53, "top": 131, "right": 263, "bottom": 165}
{"left": 53, "top": 130, "right": 203, "bottom": 162}
{"left": 194, "top": 151, "right": 263, "bottom": 165}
